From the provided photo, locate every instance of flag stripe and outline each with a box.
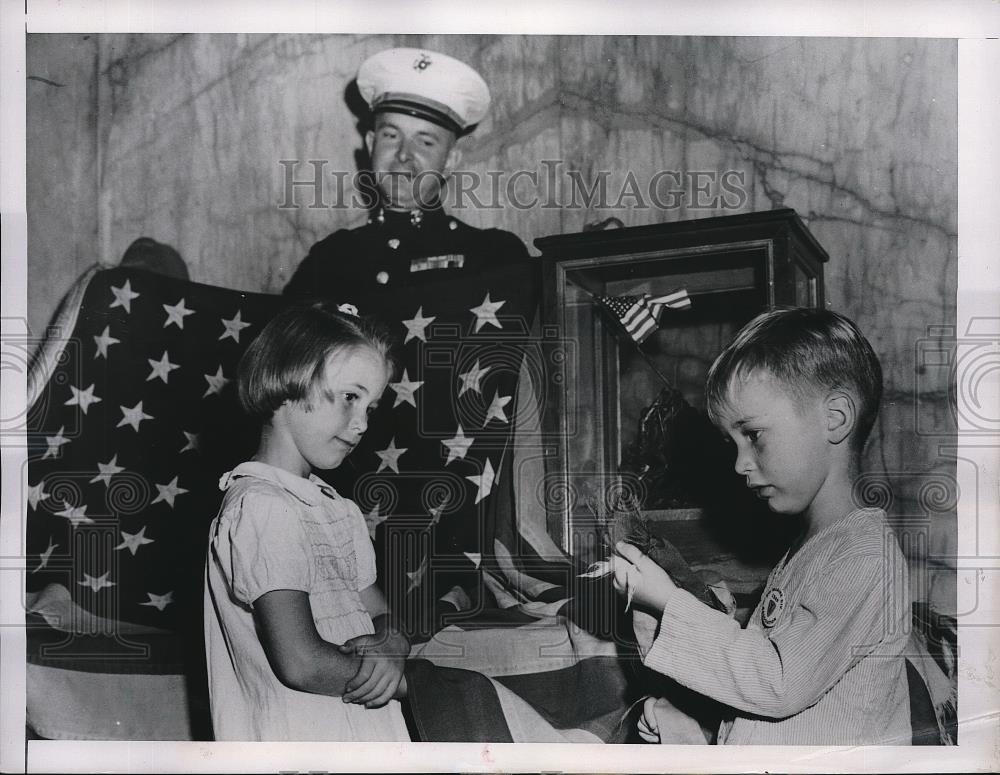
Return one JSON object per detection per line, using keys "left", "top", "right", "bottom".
{"left": 27, "top": 613, "right": 185, "bottom": 674}
{"left": 648, "top": 289, "right": 691, "bottom": 306}
{"left": 27, "top": 664, "right": 194, "bottom": 740}
{"left": 404, "top": 658, "right": 514, "bottom": 742}
{"left": 493, "top": 657, "right": 632, "bottom": 734}
{"left": 628, "top": 315, "right": 657, "bottom": 341}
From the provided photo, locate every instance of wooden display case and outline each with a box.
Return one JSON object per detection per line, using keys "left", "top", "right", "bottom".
{"left": 535, "top": 208, "right": 829, "bottom": 556}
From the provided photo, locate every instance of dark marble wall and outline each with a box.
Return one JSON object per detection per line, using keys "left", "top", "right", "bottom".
{"left": 26, "top": 33, "right": 957, "bottom": 611}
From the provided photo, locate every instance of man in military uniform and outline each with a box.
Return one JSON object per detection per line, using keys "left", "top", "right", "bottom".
{"left": 284, "top": 48, "right": 535, "bottom": 638}
{"left": 284, "top": 47, "right": 529, "bottom": 298}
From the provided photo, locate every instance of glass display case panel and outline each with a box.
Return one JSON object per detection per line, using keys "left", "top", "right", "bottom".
{"left": 536, "top": 209, "right": 829, "bottom": 560}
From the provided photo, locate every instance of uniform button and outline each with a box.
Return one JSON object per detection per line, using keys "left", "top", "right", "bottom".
{"left": 449, "top": 220, "right": 457, "bottom": 230}
{"left": 388, "top": 238, "right": 400, "bottom": 249}
{"left": 376, "top": 271, "right": 389, "bottom": 285}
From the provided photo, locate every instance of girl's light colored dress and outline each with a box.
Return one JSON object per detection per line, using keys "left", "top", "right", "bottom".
{"left": 204, "top": 461, "right": 410, "bottom": 741}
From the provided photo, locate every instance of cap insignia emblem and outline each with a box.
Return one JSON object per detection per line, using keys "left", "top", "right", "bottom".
{"left": 413, "top": 53, "right": 432, "bottom": 71}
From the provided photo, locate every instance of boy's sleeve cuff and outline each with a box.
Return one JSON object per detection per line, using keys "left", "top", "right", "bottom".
{"left": 642, "top": 587, "right": 735, "bottom": 678}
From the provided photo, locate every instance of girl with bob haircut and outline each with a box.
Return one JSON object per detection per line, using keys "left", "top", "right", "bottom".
{"left": 203, "top": 302, "right": 411, "bottom": 741}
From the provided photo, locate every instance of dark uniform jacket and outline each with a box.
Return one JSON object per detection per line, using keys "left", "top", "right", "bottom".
{"left": 284, "top": 206, "right": 530, "bottom": 299}
{"left": 283, "top": 206, "right": 532, "bottom": 635}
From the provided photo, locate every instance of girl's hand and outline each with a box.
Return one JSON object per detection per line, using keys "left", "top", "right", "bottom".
{"left": 339, "top": 629, "right": 408, "bottom": 708}
{"left": 612, "top": 541, "right": 678, "bottom": 614}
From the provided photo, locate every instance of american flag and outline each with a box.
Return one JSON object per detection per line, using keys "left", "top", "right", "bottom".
{"left": 25, "top": 260, "right": 591, "bottom": 739}
{"left": 26, "top": 267, "right": 280, "bottom": 634}
{"left": 313, "top": 260, "right": 577, "bottom": 638}
{"left": 26, "top": 266, "right": 288, "bottom": 738}
{"left": 594, "top": 289, "right": 691, "bottom": 344}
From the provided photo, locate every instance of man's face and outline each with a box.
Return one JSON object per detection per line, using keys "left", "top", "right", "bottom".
{"left": 366, "top": 112, "right": 460, "bottom": 211}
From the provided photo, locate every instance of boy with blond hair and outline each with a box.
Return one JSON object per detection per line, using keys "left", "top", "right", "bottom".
{"left": 614, "top": 308, "right": 912, "bottom": 745}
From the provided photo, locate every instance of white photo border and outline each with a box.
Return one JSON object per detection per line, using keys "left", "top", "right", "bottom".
{"left": 2, "top": 1, "right": 998, "bottom": 772}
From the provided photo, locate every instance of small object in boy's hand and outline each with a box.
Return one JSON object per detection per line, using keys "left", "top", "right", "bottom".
{"left": 624, "top": 574, "right": 636, "bottom": 612}
{"left": 613, "top": 541, "right": 646, "bottom": 612}
{"left": 605, "top": 499, "right": 727, "bottom": 612}
{"left": 579, "top": 559, "right": 614, "bottom": 579}
{"left": 579, "top": 549, "right": 642, "bottom": 610}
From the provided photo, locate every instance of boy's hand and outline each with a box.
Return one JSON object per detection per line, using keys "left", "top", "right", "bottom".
{"left": 638, "top": 695, "right": 712, "bottom": 744}
{"left": 612, "top": 541, "right": 678, "bottom": 614}
{"left": 637, "top": 695, "right": 662, "bottom": 743}
{"left": 339, "top": 628, "right": 409, "bottom": 708}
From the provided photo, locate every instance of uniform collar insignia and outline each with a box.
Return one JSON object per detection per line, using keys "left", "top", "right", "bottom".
{"left": 368, "top": 204, "right": 446, "bottom": 230}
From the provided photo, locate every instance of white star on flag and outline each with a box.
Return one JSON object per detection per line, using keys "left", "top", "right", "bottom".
{"left": 140, "top": 591, "right": 174, "bottom": 611}
{"left": 483, "top": 390, "right": 512, "bottom": 425}
{"left": 42, "top": 426, "right": 71, "bottom": 459}
{"left": 152, "top": 476, "right": 188, "bottom": 508}
{"left": 458, "top": 359, "right": 490, "bottom": 396}
{"left": 465, "top": 458, "right": 497, "bottom": 504}
{"left": 364, "top": 505, "right": 389, "bottom": 539}
{"left": 93, "top": 325, "right": 121, "bottom": 359}
{"left": 146, "top": 351, "right": 180, "bottom": 383}
{"left": 118, "top": 401, "right": 153, "bottom": 432}
{"left": 109, "top": 280, "right": 140, "bottom": 313}
{"left": 78, "top": 572, "right": 115, "bottom": 593}
{"left": 469, "top": 293, "right": 506, "bottom": 333}
{"left": 65, "top": 383, "right": 102, "bottom": 414}
{"left": 406, "top": 555, "right": 428, "bottom": 592}
{"left": 402, "top": 306, "right": 436, "bottom": 344}
{"left": 442, "top": 425, "right": 474, "bottom": 465}
{"left": 54, "top": 501, "right": 93, "bottom": 527}
{"left": 375, "top": 438, "right": 407, "bottom": 474}
{"left": 180, "top": 431, "right": 201, "bottom": 453}
{"left": 162, "top": 298, "right": 195, "bottom": 329}
{"left": 389, "top": 369, "right": 423, "bottom": 408}
{"left": 203, "top": 366, "right": 230, "bottom": 397}
{"left": 219, "top": 310, "right": 252, "bottom": 343}
{"left": 115, "top": 526, "right": 154, "bottom": 556}
{"left": 428, "top": 499, "right": 449, "bottom": 527}
{"left": 90, "top": 454, "right": 125, "bottom": 487}
{"left": 27, "top": 482, "right": 50, "bottom": 510}
{"left": 32, "top": 539, "right": 58, "bottom": 573}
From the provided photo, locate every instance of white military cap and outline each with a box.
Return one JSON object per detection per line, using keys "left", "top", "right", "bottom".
{"left": 357, "top": 47, "right": 491, "bottom": 134}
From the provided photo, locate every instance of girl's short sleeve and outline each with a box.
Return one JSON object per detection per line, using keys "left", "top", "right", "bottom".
{"left": 225, "top": 490, "right": 313, "bottom": 605}
{"left": 343, "top": 497, "right": 377, "bottom": 589}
